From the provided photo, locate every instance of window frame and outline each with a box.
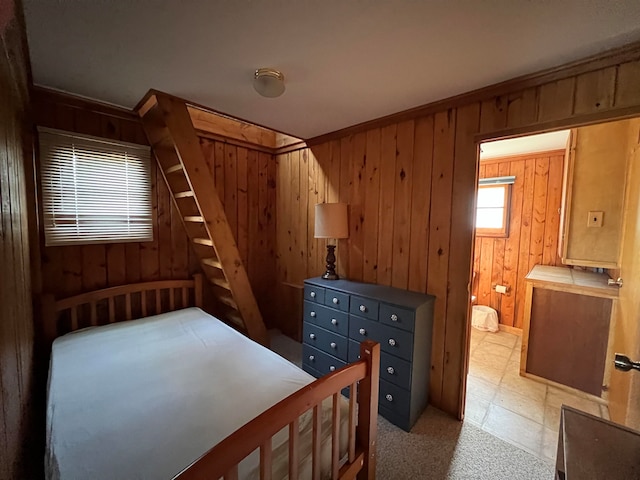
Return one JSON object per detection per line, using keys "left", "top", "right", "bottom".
{"left": 38, "top": 127, "right": 153, "bottom": 247}
{"left": 475, "top": 183, "right": 512, "bottom": 238}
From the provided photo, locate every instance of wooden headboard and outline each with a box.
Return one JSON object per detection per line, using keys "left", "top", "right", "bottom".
{"left": 41, "top": 274, "right": 203, "bottom": 345}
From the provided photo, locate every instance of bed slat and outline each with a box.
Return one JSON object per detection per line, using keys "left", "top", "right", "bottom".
{"left": 141, "top": 290, "right": 147, "bottom": 317}
{"left": 170, "top": 288, "right": 175, "bottom": 311}
{"left": 108, "top": 297, "right": 115, "bottom": 323}
{"left": 312, "top": 404, "right": 321, "bottom": 480}
{"left": 125, "top": 293, "right": 132, "bottom": 320}
{"left": 155, "top": 289, "right": 162, "bottom": 314}
{"left": 332, "top": 393, "right": 340, "bottom": 479}
{"left": 288, "top": 417, "right": 299, "bottom": 480}
{"left": 260, "top": 440, "right": 272, "bottom": 480}
{"left": 90, "top": 301, "right": 97, "bottom": 325}
{"left": 182, "top": 287, "right": 188, "bottom": 308}
{"left": 70, "top": 307, "right": 78, "bottom": 331}
{"left": 348, "top": 382, "right": 357, "bottom": 462}
{"left": 223, "top": 466, "right": 238, "bottom": 480}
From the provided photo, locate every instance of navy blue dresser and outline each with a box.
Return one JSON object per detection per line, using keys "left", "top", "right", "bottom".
{"left": 301, "top": 277, "right": 435, "bottom": 431}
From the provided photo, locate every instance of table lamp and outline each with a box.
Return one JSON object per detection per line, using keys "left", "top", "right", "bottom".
{"left": 314, "top": 203, "right": 349, "bottom": 280}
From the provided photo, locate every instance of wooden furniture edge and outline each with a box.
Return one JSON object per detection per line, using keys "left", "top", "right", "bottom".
{"left": 174, "top": 340, "right": 380, "bottom": 480}
{"left": 524, "top": 278, "right": 618, "bottom": 299}
{"left": 41, "top": 274, "right": 204, "bottom": 345}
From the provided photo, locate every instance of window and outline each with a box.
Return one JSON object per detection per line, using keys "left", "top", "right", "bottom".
{"left": 39, "top": 128, "right": 153, "bottom": 246}
{"left": 476, "top": 180, "right": 512, "bottom": 237}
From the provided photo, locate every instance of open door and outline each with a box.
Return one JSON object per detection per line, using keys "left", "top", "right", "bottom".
{"left": 608, "top": 117, "right": 640, "bottom": 429}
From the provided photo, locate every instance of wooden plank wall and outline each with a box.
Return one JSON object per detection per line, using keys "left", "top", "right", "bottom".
{"left": 32, "top": 89, "right": 278, "bottom": 327}
{"left": 0, "top": 4, "right": 38, "bottom": 477}
{"left": 278, "top": 47, "right": 640, "bottom": 416}
{"left": 199, "top": 137, "right": 277, "bottom": 326}
{"left": 473, "top": 150, "right": 565, "bottom": 329}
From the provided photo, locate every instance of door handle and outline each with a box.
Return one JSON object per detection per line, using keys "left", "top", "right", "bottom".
{"left": 614, "top": 353, "right": 640, "bottom": 372}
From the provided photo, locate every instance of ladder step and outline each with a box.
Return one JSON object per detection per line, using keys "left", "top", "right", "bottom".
{"left": 211, "top": 277, "right": 231, "bottom": 290}
{"left": 226, "top": 313, "right": 245, "bottom": 329}
{"left": 218, "top": 295, "right": 238, "bottom": 310}
{"left": 202, "top": 257, "right": 222, "bottom": 269}
{"left": 165, "top": 164, "right": 183, "bottom": 174}
{"left": 174, "top": 190, "right": 194, "bottom": 199}
{"left": 184, "top": 216, "right": 204, "bottom": 222}
{"left": 193, "top": 238, "right": 213, "bottom": 247}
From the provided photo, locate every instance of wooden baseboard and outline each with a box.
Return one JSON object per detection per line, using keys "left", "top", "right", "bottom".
{"left": 498, "top": 324, "right": 523, "bottom": 336}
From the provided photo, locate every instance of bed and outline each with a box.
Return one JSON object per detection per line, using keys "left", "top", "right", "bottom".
{"left": 42, "top": 275, "right": 380, "bottom": 479}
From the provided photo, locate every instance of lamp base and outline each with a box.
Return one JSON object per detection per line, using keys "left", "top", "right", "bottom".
{"left": 322, "top": 244, "right": 339, "bottom": 280}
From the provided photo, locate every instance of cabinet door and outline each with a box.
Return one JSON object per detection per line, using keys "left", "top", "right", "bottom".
{"left": 526, "top": 288, "right": 611, "bottom": 396}
{"left": 559, "top": 121, "right": 631, "bottom": 268}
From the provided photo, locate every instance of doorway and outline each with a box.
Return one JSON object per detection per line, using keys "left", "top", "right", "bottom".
{"left": 464, "top": 116, "right": 640, "bottom": 463}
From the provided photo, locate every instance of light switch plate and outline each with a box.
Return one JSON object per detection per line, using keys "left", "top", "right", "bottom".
{"left": 587, "top": 211, "right": 604, "bottom": 228}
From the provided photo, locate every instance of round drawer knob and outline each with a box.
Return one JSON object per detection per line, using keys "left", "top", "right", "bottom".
{"left": 390, "top": 314, "right": 398, "bottom": 322}
{"left": 310, "top": 311, "right": 316, "bottom": 318}
{"left": 309, "top": 333, "right": 316, "bottom": 340}
{"left": 359, "top": 328, "right": 366, "bottom": 335}
{"left": 359, "top": 305, "right": 367, "bottom": 312}
{"left": 386, "top": 394, "right": 393, "bottom": 402}
{"left": 331, "top": 318, "right": 337, "bottom": 325}
{"left": 330, "top": 342, "right": 337, "bottom": 349}
{"left": 332, "top": 297, "right": 339, "bottom": 304}
{"left": 388, "top": 338, "right": 396, "bottom": 347}
{"left": 387, "top": 366, "right": 395, "bottom": 375}
{"left": 310, "top": 291, "right": 316, "bottom": 298}
{"left": 329, "top": 366, "right": 336, "bottom": 372}
{"left": 309, "top": 355, "right": 315, "bottom": 361}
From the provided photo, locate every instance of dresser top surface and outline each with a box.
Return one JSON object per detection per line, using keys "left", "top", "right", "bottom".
{"left": 305, "top": 277, "right": 435, "bottom": 308}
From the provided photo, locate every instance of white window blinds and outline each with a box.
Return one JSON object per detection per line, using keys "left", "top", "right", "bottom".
{"left": 39, "top": 128, "right": 153, "bottom": 246}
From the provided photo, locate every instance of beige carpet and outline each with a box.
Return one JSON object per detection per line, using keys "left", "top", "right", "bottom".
{"left": 376, "top": 406, "right": 554, "bottom": 479}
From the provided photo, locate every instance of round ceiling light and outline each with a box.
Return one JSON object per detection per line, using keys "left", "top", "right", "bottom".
{"left": 253, "top": 68, "right": 285, "bottom": 98}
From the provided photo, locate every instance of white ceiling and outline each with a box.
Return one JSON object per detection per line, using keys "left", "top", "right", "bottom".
{"left": 480, "top": 130, "right": 570, "bottom": 160}
{"left": 23, "top": 1, "right": 640, "bottom": 139}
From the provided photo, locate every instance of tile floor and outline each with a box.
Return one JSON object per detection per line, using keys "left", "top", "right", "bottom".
{"left": 465, "top": 327, "right": 609, "bottom": 464}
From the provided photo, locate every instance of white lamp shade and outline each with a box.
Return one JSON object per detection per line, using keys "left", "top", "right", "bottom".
{"left": 315, "top": 203, "right": 349, "bottom": 239}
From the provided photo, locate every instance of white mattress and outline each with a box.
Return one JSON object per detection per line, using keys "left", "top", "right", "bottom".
{"left": 46, "top": 308, "right": 348, "bottom": 479}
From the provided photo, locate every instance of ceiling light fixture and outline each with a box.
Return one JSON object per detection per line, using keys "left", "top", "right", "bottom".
{"left": 253, "top": 68, "right": 285, "bottom": 98}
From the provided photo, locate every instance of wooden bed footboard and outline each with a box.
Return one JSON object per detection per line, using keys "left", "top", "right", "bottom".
{"left": 175, "top": 340, "right": 381, "bottom": 480}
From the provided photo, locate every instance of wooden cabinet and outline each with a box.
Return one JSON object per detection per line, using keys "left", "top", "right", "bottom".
{"left": 521, "top": 266, "right": 618, "bottom": 397}
{"left": 302, "top": 277, "right": 434, "bottom": 431}
{"left": 558, "top": 121, "right": 631, "bottom": 268}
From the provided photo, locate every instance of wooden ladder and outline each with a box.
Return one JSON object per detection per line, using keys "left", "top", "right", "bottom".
{"left": 136, "top": 92, "right": 268, "bottom": 346}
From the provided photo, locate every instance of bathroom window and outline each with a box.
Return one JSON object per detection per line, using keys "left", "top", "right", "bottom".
{"left": 476, "top": 184, "right": 511, "bottom": 237}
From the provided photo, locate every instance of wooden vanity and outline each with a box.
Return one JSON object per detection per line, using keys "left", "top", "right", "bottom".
{"left": 520, "top": 265, "right": 618, "bottom": 397}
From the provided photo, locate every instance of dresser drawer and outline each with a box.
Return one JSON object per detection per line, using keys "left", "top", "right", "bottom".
{"left": 379, "top": 304, "right": 415, "bottom": 332}
{"left": 324, "top": 289, "right": 350, "bottom": 312}
{"left": 349, "top": 340, "right": 412, "bottom": 389}
{"left": 379, "top": 379, "right": 411, "bottom": 419}
{"left": 303, "top": 344, "right": 346, "bottom": 376}
{"left": 303, "top": 322, "right": 348, "bottom": 361}
{"left": 349, "top": 296, "right": 379, "bottom": 320}
{"left": 304, "top": 285, "right": 325, "bottom": 305}
{"left": 349, "top": 315, "right": 413, "bottom": 362}
{"left": 304, "top": 301, "right": 348, "bottom": 336}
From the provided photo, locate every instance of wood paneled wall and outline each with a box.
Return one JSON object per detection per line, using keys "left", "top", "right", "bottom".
{"left": 277, "top": 45, "right": 640, "bottom": 416}
{"left": 0, "top": 3, "right": 37, "bottom": 477}
{"left": 199, "top": 137, "right": 277, "bottom": 325}
{"left": 32, "top": 89, "right": 278, "bottom": 327}
{"left": 472, "top": 151, "right": 565, "bottom": 329}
